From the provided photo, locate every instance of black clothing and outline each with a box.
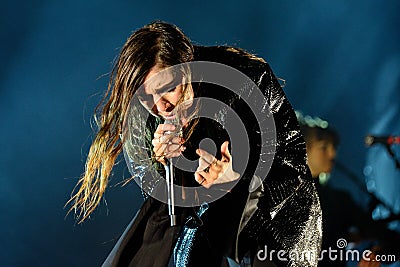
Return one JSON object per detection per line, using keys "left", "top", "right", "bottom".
{"left": 103, "top": 46, "right": 322, "bottom": 267}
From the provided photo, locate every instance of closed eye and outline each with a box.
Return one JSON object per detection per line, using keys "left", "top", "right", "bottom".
{"left": 157, "top": 81, "right": 179, "bottom": 95}
{"left": 167, "top": 87, "right": 177, "bottom": 93}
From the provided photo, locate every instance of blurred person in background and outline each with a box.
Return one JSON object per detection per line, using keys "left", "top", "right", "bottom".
{"left": 297, "top": 112, "right": 399, "bottom": 267}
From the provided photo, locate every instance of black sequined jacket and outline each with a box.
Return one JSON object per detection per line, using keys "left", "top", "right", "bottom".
{"left": 103, "top": 46, "right": 322, "bottom": 267}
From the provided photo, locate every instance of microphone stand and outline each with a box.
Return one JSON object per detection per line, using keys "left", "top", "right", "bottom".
{"left": 163, "top": 117, "right": 183, "bottom": 227}
{"left": 384, "top": 144, "right": 400, "bottom": 169}
{"left": 335, "top": 161, "right": 398, "bottom": 223}
{"left": 164, "top": 158, "right": 177, "bottom": 226}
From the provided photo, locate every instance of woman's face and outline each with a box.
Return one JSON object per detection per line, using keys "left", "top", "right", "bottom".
{"left": 138, "top": 65, "right": 189, "bottom": 121}
{"left": 306, "top": 139, "right": 337, "bottom": 178}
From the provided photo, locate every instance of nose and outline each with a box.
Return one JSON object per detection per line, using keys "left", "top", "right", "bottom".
{"left": 153, "top": 95, "right": 171, "bottom": 112}
{"left": 328, "top": 146, "right": 337, "bottom": 160}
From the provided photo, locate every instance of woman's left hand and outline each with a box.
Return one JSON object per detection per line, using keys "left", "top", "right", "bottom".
{"left": 194, "top": 141, "right": 240, "bottom": 188}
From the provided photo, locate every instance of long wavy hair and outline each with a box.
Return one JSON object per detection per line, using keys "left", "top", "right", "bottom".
{"left": 68, "top": 21, "right": 195, "bottom": 223}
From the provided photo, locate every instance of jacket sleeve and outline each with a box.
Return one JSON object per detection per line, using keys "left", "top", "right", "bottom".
{"left": 238, "top": 63, "right": 322, "bottom": 267}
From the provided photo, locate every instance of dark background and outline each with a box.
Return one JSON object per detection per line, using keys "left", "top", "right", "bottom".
{"left": 1, "top": 0, "right": 399, "bottom": 266}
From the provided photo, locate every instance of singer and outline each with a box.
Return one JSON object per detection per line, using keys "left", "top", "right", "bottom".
{"left": 68, "top": 22, "right": 322, "bottom": 266}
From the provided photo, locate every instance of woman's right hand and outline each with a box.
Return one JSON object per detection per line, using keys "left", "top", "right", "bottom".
{"left": 152, "top": 123, "right": 185, "bottom": 165}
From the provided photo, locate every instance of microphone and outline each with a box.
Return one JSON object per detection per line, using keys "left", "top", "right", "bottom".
{"left": 365, "top": 135, "right": 400, "bottom": 147}
{"left": 163, "top": 118, "right": 181, "bottom": 226}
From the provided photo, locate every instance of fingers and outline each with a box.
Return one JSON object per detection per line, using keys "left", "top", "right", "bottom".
{"left": 195, "top": 141, "right": 237, "bottom": 187}
{"left": 152, "top": 124, "right": 185, "bottom": 165}
{"left": 152, "top": 136, "right": 182, "bottom": 146}
{"left": 155, "top": 123, "right": 176, "bottom": 134}
{"left": 194, "top": 171, "right": 213, "bottom": 188}
{"left": 220, "top": 141, "right": 231, "bottom": 162}
{"left": 194, "top": 172, "right": 207, "bottom": 186}
{"left": 196, "top": 148, "right": 216, "bottom": 165}
{"left": 196, "top": 141, "right": 230, "bottom": 165}
{"left": 196, "top": 149, "right": 220, "bottom": 171}
{"left": 195, "top": 148, "right": 222, "bottom": 187}
{"left": 153, "top": 139, "right": 184, "bottom": 159}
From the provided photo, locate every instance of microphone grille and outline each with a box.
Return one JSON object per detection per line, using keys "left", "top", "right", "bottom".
{"left": 365, "top": 135, "right": 374, "bottom": 146}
